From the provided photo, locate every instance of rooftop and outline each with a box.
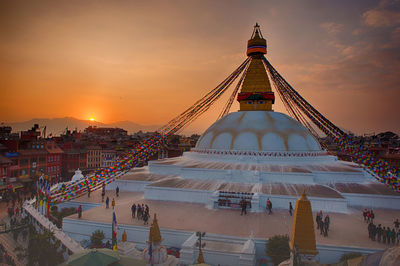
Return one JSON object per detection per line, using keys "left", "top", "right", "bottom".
{"left": 67, "top": 189, "right": 400, "bottom": 250}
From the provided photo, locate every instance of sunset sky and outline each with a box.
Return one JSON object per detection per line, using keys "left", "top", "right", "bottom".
{"left": 1, "top": 0, "right": 399, "bottom": 135}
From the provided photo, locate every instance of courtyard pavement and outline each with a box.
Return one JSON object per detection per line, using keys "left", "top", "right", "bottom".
{"left": 67, "top": 189, "right": 400, "bottom": 250}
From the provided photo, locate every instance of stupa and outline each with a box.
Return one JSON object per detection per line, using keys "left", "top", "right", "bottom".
{"left": 142, "top": 214, "right": 178, "bottom": 266}
{"left": 113, "top": 24, "right": 400, "bottom": 213}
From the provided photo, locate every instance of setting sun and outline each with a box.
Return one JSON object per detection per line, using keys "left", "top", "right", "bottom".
{"left": 89, "top": 118, "right": 95, "bottom": 121}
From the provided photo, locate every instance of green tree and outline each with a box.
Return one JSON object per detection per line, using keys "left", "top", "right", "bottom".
{"left": 16, "top": 225, "right": 64, "bottom": 266}
{"left": 90, "top": 230, "right": 105, "bottom": 248}
{"left": 339, "top": 252, "right": 363, "bottom": 262}
{"left": 266, "top": 235, "right": 290, "bottom": 266}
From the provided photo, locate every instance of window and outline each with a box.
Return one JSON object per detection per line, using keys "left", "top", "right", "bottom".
{"left": 246, "top": 101, "right": 253, "bottom": 104}
{"left": 258, "top": 100, "right": 265, "bottom": 104}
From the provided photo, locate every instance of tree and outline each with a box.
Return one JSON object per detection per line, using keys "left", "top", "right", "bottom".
{"left": 339, "top": 252, "right": 363, "bottom": 262}
{"left": 266, "top": 235, "right": 290, "bottom": 266}
{"left": 16, "top": 225, "right": 64, "bottom": 266}
{"left": 90, "top": 230, "right": 105, "bottom": 248}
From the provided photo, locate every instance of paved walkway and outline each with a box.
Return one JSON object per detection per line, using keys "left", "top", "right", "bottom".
{"left": 68, "top": 189, "right": 400, "bottom": 250}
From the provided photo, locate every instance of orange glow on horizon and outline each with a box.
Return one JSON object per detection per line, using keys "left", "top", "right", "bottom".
{"left": 0, "top": 1, "right": 399, "bottom": 135}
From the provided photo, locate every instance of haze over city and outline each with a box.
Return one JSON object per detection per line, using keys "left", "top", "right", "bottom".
{"left": 1, "top": 0, "right": 399, "bottom": 135}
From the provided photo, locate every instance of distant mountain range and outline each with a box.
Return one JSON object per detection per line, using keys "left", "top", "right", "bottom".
{"left": 4, "top": 117, "right": 161, "bottom": 135}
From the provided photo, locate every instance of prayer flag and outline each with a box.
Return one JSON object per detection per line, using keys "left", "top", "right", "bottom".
{"left": 112, "top": 211, "right": 118, "bottom": 251}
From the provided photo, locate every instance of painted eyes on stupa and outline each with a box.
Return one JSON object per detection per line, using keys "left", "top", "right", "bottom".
{"left": 246, "top": 100, "right": 265, "bottom": 104}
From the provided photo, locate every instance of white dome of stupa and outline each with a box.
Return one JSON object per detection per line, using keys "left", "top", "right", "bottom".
{"left": 195, "top": 111, "right": 321, "bottom": 152}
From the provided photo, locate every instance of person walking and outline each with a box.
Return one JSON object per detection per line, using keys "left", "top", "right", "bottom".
{"left": 383, "top": 226, "right": 387, "bottom": 244}
{"left": 143, "top": 209, "right": 150, "bottom": 225}
{"left": 394, "top": 218, "right": 400, "bottom": 230}
{"left": 371, "top": 223, "right": 376, "bottom": 241}
{"left": 324, "top": 215, "right": 330, "bottom": 233}
{"left": 377, "top": 224, "right": 382, "bottom": 243}
{"left": 112, "top": 198, "right": 116, "bottom": 209}
{"left": 131, "top": 204, "right": 136, "bottom": 218}
{"left": 316, "top": 212, "right": 321, "bottom": 229}
{"left": 368, "top": 222, "right": 374, "bottom": 239}
{"left": 387, "top": 227, "right": 392, "bottom": 245}
{"left": 370, "top": 210, "right": 375, "bottom": 223}
{"left": 137, "top": 204, "right": 142, "bottom": 219}
{"left": 289, "top": 202, "right": 293, "bottom": 216}
{"left": 116, "top": 186, "right": 119, "bottom": 197}
{"left": 105, "top": 197, "right": 109, "bottom": 208}
{"left": 363, "top": 209, "right": 367, "bottom": 222}
{"left": 77, "top": 205, "right": 82, "bottom": 219}
{"left": 320, "top": 220, "right": 325, "bottom": 236}
{"left": 266, "top": 198, "right": 272, "bottom": 214}
{"left": 391, "top": 228, "right": 396, "bottom": 244}
{"left": 240, "top": 198, "right": 247, "bottom": 215}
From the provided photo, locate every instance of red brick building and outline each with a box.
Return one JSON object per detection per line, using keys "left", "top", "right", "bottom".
{"left": 61, "top": 145, "right": 87, "bottom": 180}
{"left": 10, "top": 140, "right": 63, "bottom": 182}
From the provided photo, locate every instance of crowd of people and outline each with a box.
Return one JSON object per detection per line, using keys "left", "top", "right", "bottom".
{"left": 131, "top": 203, "right": 150, "bottom": 225}
{"left": 362, "top": 209, "right": 375, "bottom": 223}
{"left": 316, "top": 211, "right": 330, "bottom": 237}
{"left": 366, "top": 215, "right": 400, "bottom": 245}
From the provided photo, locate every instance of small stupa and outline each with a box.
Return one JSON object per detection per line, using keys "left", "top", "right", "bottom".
{"left": 289, "top": 190, "right": 318, "bottom": 262}
{"left": 142, "top": 214, "right": 170, "bottom": 266}
{"left": 196, "top": 248, "right": 205, "bottom": 264}
{"left": 71, "top": 168, "right": 84, "bottom": 182}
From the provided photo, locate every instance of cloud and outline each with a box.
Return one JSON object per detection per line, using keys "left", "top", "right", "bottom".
{"left": 391, "top": 26, "right": 400, "bottom": 43}
{"left": 320, "top": 22, "right": 345, "bottom": 34}
{"left": 362, "top": 0, "right": 400, "bottom": 27}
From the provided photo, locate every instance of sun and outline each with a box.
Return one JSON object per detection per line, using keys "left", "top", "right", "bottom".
{"left": 89, "top": 117, "right": 95, "bottom": 121}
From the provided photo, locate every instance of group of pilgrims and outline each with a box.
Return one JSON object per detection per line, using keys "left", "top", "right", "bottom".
{"left": 364, "top": 209, "right": 400, "bottom": 245}
{"left": 131, "top": 203, "right": 150, "bottom": 225}
{"left": 316, "top": 211, "right": 330, "bottom": 237}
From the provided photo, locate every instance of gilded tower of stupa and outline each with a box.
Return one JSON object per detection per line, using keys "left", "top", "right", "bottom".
{"left": 289, "top": 190, "right": 318, "bottom": 260}
{"left": 143, "top": 214, "right": 168, "bottom": 265}
{"left": 237, "top": 23, "right": 275, "bottom": 111}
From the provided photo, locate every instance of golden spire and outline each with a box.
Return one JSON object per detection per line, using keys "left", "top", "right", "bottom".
{"left": 289, "top": 190, "right": 318, "bottom": 255}
{"left": 196, "top": 248, "right": 205, "bottom": 264}
{"left": 238, "top": 24, "right": 275, "bottom": 111}
{"left": 247, "top": 23, "right": 267, "bottom": 56}
{"left": 148, "top": 213, "right": 162, "bottom": 244}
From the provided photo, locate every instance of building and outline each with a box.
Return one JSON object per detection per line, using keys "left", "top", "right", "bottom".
{"left": 20, "top": 124, "right": 41, "bottom": 142}
{"left": 84, "top": 126, "right": 127, "bottom": 140}
{"left": 45, "top": 141, "right": 63, "bottom": 179}
{"left": 4, "top": 140, "right": 63, "bottom": 183}
{"left": 0, "top": 155, "right": 12, "bottom": 184}
{"left": 60, "top": 142, "right": 88, "bottom": 180}
{"left": 0, "top": 126, "right": 12, "bottom": 140}
{"left": 101, "top": 149, "right": 117, "bottom": 168}
{"left": 87, "top": 146, "right": 102, "bottom": 170}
